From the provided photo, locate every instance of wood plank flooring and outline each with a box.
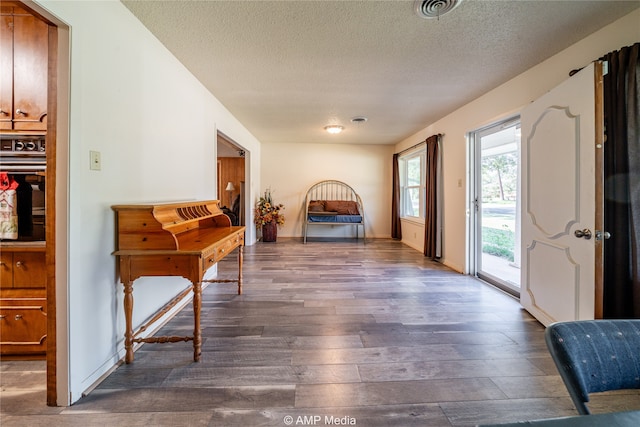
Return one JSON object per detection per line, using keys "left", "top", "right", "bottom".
{"left": 2, "top": 238, "right": 639, "bottom": 426}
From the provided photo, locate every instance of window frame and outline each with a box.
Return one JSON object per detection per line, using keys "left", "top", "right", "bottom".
{"left": 399, "top": 148, "right": 426, "bottom": 221}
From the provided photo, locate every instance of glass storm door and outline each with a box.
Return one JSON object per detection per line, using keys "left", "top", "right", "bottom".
{"left": 473, "top": 119, "right": 521, "bottom": 295}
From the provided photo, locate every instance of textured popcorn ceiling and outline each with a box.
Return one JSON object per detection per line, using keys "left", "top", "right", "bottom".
{"left": 122, "top": 0, "right": 639, "bottom": 145}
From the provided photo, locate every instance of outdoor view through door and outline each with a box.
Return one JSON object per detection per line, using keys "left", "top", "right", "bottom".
{"left": 472, "top": 118, "right": 521, "bottom": 295}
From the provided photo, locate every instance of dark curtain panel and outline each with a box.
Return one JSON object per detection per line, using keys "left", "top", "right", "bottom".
{"left": 391, "top": 153, "right": 402, "bottom": 239}
{"left": 424, "top": 134, "right": 440, "bottom": 258}
{"left": 603, "top": 42, "right": 640, "bottom": 318}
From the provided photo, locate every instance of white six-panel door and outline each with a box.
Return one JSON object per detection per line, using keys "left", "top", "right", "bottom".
{"left": 520, "top": 62, "right": 602, "bottom": 326}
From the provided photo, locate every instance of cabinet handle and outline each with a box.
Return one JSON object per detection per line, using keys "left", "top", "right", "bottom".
{"left": 15, "top": 315, "right": 23, "bottom": 320}
{"left": 0, "top": 109, "right": 8, "bottom": 116}
{"left": 0, "top": 315, "right": 5, "bottom": 319}
{"left": 15, "top": 261, "right": 23, "bottom": 267}
{"left": 16, "top": 109, "right": 27, "bottom": 116}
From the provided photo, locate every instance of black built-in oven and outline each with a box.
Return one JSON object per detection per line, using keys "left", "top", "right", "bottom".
{"left": 0, "top": 134, "right": 46, "bottom": 242}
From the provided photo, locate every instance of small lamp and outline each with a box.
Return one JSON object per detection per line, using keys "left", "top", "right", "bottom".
{"left": 225, "top": 181, "right": 235, "bottom": 207}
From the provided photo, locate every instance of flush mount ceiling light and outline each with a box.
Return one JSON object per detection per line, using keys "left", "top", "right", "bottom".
{"left": 414, "top": 0, "right": 463, "bottom": 19}
{"left": 324, "top": 125, "right": 344, "bottom": 134}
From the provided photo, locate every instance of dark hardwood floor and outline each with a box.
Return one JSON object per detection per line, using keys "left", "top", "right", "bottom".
{"left": 2, "top": 238, "right": 639, "bottom": 426}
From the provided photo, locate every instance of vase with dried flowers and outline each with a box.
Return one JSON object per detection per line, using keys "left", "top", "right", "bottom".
{"left": 254, "top": 188, "right": 285, "bottom": 242}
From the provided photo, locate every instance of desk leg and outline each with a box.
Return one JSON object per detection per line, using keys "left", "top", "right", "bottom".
{"left": 238, "top": 245, "right": 244, "bottom": 295}
{"left": 193, "top": 280, "right": 202, "bottom": 362}
{"left": 123, "top": 280, "right": 134, "bottom": 364}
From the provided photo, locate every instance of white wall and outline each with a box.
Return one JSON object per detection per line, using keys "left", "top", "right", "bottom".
{"left": 395, "top": 9, "right": 640, "bottom": 273}
{"left": 260, "top": 142, "right": 394, "bottom": 239}
{"left": 36, "top": 0, "right": 262, "bottom": 404}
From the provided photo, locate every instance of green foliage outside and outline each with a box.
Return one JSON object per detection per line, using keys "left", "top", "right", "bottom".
{"left": 482, "top": 225, "right": 515, "bottom": 262}
{"left": 481, "top": 149, "right": 518, "bottom": 262}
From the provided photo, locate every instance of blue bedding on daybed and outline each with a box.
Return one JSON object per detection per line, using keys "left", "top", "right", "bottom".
{"left": 307, "top": 214, "right": 363, "bottom": 223}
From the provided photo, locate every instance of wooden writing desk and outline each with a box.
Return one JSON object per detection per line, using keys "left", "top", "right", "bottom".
{"left": 112, "top": 200, "right": 245, "bottom": 363}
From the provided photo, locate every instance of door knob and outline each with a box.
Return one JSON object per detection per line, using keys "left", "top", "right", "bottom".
{"left": 595, "top": 230, "right": 611, "bottom": 241}
{"left": 574, "top": 228, "right": 592, "bottom": 240}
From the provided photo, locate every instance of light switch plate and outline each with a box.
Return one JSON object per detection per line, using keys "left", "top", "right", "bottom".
{"left": 90, "top": 150, "right": 101, "bottom": 171}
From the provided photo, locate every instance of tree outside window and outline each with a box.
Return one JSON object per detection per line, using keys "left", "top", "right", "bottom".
{"left": 481, "top": 152, "right": 518, "bottom": 202}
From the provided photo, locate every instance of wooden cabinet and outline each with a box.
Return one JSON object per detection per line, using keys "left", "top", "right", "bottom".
{"left": 0, "top": 247, "right": 47, "bottom": 356}
{"left": 0, "top": 5, "right": 48, "bottom": 131}
{"left": 0, "top": 5, "right": 48, "bottom": 356}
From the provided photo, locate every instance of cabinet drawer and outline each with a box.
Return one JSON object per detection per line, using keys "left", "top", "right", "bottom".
{"left": 13, "top": 252, "right": 46, "bottom": 288}
{"left": 216, "top": 236, "right": 238, "bottom": 259}
{"left": 0, "top": 251, "right": 46, "bottom": 289}
{"left": 216, "top": 231, "right": 244, "bottom": 259}
{"left": 0, "top": 298, "right": 47, "bottom": 355}
{"left": 201, "top": 231, "right": 244, "bottom": 273}
{"left": 203, "top": 252, "right": 217, "bottom": 273}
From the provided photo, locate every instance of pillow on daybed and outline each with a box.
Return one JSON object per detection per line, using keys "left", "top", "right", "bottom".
{"left": 324, "top": 200, "right": 359, "bottom": 215}
{"left": 308, "top": 200, "right": 326, "bottom": 212}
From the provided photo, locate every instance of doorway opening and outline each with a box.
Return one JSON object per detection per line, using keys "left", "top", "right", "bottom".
{"left": 216, "top": 131, "right": 246, "bottom": 227}
{"left": 470, "top": 117, "right": 521, "bottom": 296}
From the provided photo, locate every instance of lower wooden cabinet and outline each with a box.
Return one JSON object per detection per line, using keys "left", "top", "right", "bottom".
{"left": 0, "top": 297, "right": 47, "bottom": 354}
{"left": 0, "top": 248, "right": 47, "bottom": 357}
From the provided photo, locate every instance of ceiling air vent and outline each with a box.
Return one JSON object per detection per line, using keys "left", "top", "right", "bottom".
{"left": 414, "top": 0, "right": 463, "bottom": 19}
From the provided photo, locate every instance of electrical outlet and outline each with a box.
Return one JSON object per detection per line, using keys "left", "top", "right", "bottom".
{"left": 90, "top": 151, "right": 101, "bottom": 171}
